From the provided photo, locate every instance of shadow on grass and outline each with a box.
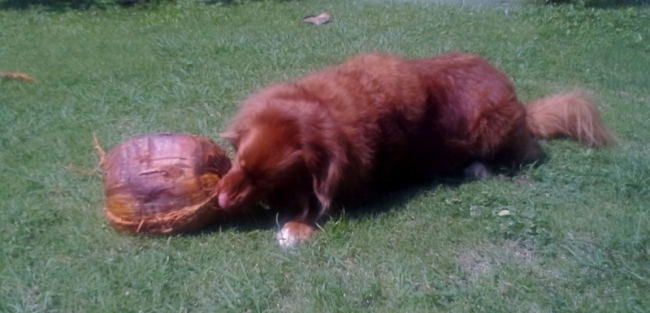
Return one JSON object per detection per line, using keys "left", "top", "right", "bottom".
{"left": 0, "top": 0, "right": 160, "bottom": 11}
{"left": 192, "top": 175, "right": 474, "bottom": 238}
{"left": 204, "top": 0, "right": 298, "bottom": 4}
{"left": 191, "top": 156, "right": 545, "bottom": 237}
{"left": 0, "top": 0, "right": 104, "bottom": 11}
{"left": 543, "top": 0, "right": 649, "bottom": 8}
{"left": 585, "top": 0, "right": 649, "bottom": 8}
{"left": 0, "top": 0, "right": 299, "bottom": 11}
{"left": 194, "top": 205, "right": 286, "bottom": 236}
{"left": 339, "top": 176, "right": 468, "bottom": 220}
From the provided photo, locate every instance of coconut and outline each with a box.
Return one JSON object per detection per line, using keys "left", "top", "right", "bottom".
{"left": 99, "top": 133, "right": 231, "bottom": 234}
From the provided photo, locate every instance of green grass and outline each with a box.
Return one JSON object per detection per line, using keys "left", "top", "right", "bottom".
{"left": 1, "top": 0, "right": 649, "bottom": 311}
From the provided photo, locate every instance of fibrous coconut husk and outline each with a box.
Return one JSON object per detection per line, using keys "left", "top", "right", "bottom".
{"left": 99, "top": 132, "right": 232, "bottom": 234}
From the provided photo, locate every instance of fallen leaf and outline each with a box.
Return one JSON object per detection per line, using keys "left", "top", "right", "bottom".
{"left": 302, "top": 12, "right": 330, "bottom": 26}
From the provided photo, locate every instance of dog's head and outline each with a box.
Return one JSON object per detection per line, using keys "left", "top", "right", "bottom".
{"left": 217, "top": 103, "right": 344, "bottom": 212}
{"left": 217, "top": 110, "right": 307, "bottom": 210}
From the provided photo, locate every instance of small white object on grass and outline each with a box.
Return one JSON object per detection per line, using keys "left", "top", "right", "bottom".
{"left": 276, "top": 227, "right": 300, "bottom": 248}
{"left": 276, "top": 221, "right": 314, "bottom": 248}
{"left": 302, "top": 12, "right": 330, "bottom": 26}
{"left": 497, "top": 209, "right": 511, "bottom": 217}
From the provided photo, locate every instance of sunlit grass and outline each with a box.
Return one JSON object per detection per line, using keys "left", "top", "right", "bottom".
{"left": 0, "top": 0, "right": 648, "bottom": 311}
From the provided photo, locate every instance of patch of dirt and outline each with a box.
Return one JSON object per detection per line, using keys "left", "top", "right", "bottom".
{"left": 456, "top": 249, "right": 493, "bottom": 276}
{"left": 455, "top": 240, "right": 537, "bottom": 285}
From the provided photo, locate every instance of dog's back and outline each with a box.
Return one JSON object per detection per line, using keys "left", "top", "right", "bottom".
{"left": 296, "top": 53, "right": 428, "bottom": 122}
{"left": 295, "top": 53, "right": 437, "bottom": 182}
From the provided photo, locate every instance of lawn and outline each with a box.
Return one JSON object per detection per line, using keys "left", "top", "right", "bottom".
{"left": 0, "top": 0, "right": 649, "bottom": 312}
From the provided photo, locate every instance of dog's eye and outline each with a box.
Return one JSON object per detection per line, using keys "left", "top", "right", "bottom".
{"left": 238, "top": 163, "right": 261, "bottom": 185}
{"left": 239, "top": 161, "right": 257, "bottom": 180}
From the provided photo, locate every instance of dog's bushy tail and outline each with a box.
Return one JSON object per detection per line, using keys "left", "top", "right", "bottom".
{"left": 525, "top": 89, "right": 615, "bottom": 147}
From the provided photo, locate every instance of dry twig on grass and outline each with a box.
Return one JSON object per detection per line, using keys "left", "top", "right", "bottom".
{"left": 0, "top": 72, "right": 37, "bottom": 83}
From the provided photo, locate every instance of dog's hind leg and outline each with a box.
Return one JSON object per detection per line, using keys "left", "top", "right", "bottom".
{"left": 494, "top": 116, "right": 547, "bottom": 168}
{"left": 463, "top": 161, "right": 493, "bottom": 179}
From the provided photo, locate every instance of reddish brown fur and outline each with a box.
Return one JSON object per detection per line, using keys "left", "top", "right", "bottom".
{"left": 525, "top": 90, "right": 615, "bottom": 147}
{"left": 218, "top": 52, "right": 614, "bottom": 245}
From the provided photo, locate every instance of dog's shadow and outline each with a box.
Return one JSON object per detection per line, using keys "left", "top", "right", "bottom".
{"left": 332, "top": 175, "right": 469, "bottom": 221}
{"left": 191, "top": 174, "right": 479, "bottom": 237}
{"left": 183, "top": 149, "right": 548, "bottom": 238}
{"left": 336, "top": 160, "right": 542, "bottom": 222}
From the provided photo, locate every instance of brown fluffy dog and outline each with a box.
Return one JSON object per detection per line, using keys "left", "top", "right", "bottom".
{"left": 217, "top": 52, "right": 614, "bottom": 247}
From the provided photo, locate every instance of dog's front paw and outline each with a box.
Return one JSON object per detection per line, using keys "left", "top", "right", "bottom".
{"left": 276, "top": 221, "right": 315, "bottom": 248}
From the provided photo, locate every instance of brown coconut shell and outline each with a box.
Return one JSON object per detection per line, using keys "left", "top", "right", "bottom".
{"left": 100, "top": 133, "right": 231, "bottom": 234}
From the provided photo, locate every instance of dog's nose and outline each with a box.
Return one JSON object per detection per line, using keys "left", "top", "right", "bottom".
{"left": 217, "top": 192, "right": 231, "bottom": 209}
